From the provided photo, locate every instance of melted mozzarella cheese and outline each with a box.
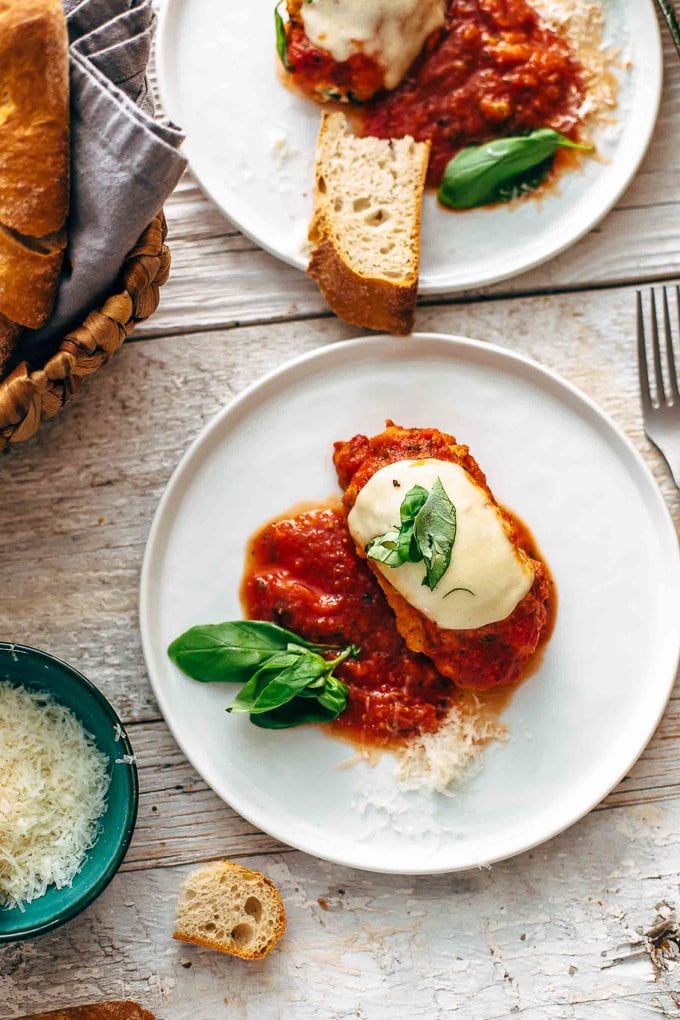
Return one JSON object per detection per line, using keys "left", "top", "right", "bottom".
{"left": 347, "top": 459, "right": 534, "bottom": 630}
{"left": 301, "top": 0, "right": 446, "bottom": 90}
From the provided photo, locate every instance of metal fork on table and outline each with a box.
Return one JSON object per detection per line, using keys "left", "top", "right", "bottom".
{"left": 637, "top": 286, "right": 680, "bottom": 489}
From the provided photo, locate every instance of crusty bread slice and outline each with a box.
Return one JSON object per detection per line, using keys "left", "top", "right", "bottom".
{"left": 21, "top": 1003, "right": 157, "bottom": 1020}
{"left": 0, "top": 0, "right": 69, "bottom": 374}
{"left": 0, "top": 0, "right": 70, "bottom": 238}
{"left": 173, "top": 860, "right": 286, "bottom": 960}
{"left": 307, "top": 112, "right": 430, "bottom": 336}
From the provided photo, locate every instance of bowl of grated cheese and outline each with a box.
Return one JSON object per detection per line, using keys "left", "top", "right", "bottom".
{"left": 0, "top": 644, "right": 138, "bottom": 942}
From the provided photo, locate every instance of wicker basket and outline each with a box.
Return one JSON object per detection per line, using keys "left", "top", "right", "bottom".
{"left": 0, "top": 211, "right": 169, "bottom": 449}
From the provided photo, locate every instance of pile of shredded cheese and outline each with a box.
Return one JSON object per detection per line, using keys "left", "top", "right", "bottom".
{"left": 395, "top": 696, "right": 507, "bottom": 794}
{"left": 0, "top": 682, "right": 110, "bottom": 910}
{"left": 532, "top": 0, "right": 620, "bottom": 132}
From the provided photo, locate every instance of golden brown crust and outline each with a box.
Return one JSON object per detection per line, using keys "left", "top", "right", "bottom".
{"left": 19, "top": 1003, "right": 157, "bottom": 1020}
{"left": 0, "top": 0, "right": 70, "bottom": 237}
{"left": 172, "top": 861, "right": 287, "bottom": 961}
{"left": 0, "top": 0, "right": 69, "bottom": 364}
{"left": 172, "top": 922, "right": 286, "bottom": 961}
{"left": 334, "top": 423, "right": 554, "bottom": 689}
{"left": 0, "top": 313, "right": 22, "bottom": 378}
{"left": 0, "top": 226, "right": 66, "bottom": 327}
{"left": 306, "top": 113, "right": 428, "bottom": 335}
{"left": 308, "top": 235, "right": 417, "bottom": 335}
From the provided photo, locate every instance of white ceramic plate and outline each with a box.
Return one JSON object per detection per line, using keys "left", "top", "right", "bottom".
{"left": 156, "top": 0, "right": 662, "bottom": 294}
{"left": 140, "top": 334, "right": 680, "bottom": 874}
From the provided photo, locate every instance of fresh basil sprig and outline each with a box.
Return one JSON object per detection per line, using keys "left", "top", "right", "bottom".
{"left": 168, "top": 620, "right": 359, "bottom": 729}
{"left": 274, "top": 1, "right": 290, "bottom": 70}
{"left": 438, "top": 128, "right": 594, "bottom": 210}
{"left": 366, "top": 477, "right": 457, "bottom": 590}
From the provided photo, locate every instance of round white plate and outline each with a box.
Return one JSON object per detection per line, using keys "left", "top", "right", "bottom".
{"left": 140, "top": 334, "right": 680, "bottom": 874}
{"left": 157, "top": 0, "right": 662, "bottom": 294}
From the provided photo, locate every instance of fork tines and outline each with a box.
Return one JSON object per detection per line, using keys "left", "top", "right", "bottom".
{"left": 637, "top": 284, "right": 680, "bottom": 489}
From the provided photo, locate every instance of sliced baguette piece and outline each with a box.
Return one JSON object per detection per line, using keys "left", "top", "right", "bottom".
{"left": 173, "top": 860, "right": 286, "bottom": 960}
{"left": 0, "top": 0, "right": 69, "bottom": 374}
{"left": 20, "top": 1003, "right": 157, "bottom": 1020}
{"left": 307, "top": 112, "right": 430, "bottom": 336}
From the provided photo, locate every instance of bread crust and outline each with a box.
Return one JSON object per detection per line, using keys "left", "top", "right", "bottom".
{"left": 172, "top": 860, "right": 287, "bottom": 961}
{"left": 0, "top": 314, "right": 22, "bottom": 376}
{"left": 308, "top": 234, "right": 417, "bottom": 335}
{"left": 0, "top": 0, "right": 69, "bottom": 373}
{"left": 0, "top": 227, "right": 66, "bottom": 328}
{"left": 0, "top": 0, "right": 70, "bottom": 237}
{"left": 307, "top": 113, "right": 428, "bottom": 336}
{"left": 19, "top": 1003, "right": 157, "bottom": 1020}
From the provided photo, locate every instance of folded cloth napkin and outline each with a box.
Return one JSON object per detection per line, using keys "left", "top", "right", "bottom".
{"left": 22, "top": 0, "right": 187, "bottom": 363}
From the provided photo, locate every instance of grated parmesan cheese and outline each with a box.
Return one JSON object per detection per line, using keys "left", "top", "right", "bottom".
{"left": 395, "top": 695, "right": 507, "bottom": 794}
{"left": 0, "top": 682, "right": 110, "bottom": 910}
{"left": 531, "top": 0, "right": 620, "bottom": 132}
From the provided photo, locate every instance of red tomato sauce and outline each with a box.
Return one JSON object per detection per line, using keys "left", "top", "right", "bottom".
{"left": 286, "top": 23, "right": 386, "bottom": 103}
{"left": 356, "top": 0, "right": 587, "bottom": 185}
{"left": 241, "top": 502, "right": 555, "bottom": 746}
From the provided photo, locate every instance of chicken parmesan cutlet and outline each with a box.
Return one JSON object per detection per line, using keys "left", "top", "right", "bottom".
{"left": 334, "top": 422, "right": 553, "bottom": 689}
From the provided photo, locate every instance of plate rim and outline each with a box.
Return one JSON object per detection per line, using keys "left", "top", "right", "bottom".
{"left": 139, "top": 332, "right": 680, "bottom": 874}
{"left": 155, "top": 0, "right": 663, "bottom": 295}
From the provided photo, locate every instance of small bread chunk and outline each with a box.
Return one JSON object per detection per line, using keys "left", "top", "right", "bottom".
{"left": 173, "top": 860, "right": 286, "bottom": 960}
{"left": 308, "top": 112, "right": 430, "bottom": 336}
{"left": 19, "top": 1003, "right": 157, "bottom": 1020}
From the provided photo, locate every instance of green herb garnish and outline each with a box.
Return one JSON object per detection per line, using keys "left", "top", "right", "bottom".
{"left": 366, "top": 477, "right": 457, "bottom": 590}
{"left": 274, "top": 1, "right": 290, "bottom": 70}
{"left": 168, "top": 620, "right": 359, "bottom": 729}
{"left": 437, "top": 128, "right": 594, "bottom": 210}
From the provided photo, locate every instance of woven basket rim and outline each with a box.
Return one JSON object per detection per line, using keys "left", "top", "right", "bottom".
{"left": 0, "top": 210, "right": 169, "bottom": 448}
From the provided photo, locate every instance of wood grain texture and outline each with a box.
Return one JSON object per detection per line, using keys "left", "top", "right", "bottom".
{"left": 134, "top": 34, "right": 680, "bottom": 340}
{"left": 1, "top": 822, "right": 679, "bottom": 1020}
{"left": 2, "top": 10, "right": 680, "bottom": 1016}
{"left": 1, "top": 285, "right": 676, "bottom": 721}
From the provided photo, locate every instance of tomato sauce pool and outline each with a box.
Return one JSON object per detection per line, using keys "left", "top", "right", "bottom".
{"left": 241, "top": 502, "right": 555, "bottom": 747}
{"left": 355, "top": 0, "right": 587, "bottom": 186}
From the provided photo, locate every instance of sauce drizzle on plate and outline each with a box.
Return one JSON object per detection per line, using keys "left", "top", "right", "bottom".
{"left": 241, "top": 501, "right": 555, "bottom": 748}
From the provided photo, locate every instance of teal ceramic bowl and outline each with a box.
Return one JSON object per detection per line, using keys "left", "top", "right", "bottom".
{"left": 0, "top": 644, "right": 138, "bottom": 942}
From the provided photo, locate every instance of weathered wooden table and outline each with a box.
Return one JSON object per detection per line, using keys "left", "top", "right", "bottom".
{"left": 2, "top": 25, "right": 680, "bottom": 1020}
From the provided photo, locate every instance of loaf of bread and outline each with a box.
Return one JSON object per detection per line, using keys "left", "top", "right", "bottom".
{"left": 307, "top": 112, "right": 430, "bottom": 336}
{"left": 0, "top": 0, "right": 70, "bottom": 374}
{"left": 173, "top": 859, "right": 286, "bottom": 960}
{"left": 19, "top": 1003, "right": 157, "bottom": 1020}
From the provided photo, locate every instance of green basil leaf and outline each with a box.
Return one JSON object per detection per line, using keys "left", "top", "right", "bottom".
{"left": 413, "top": 477, "right": 457, "bottom": 590}
{"left": 396, "top": 484, "right": 429, "bottom": 562}
{"left": 247, "top": 654, "right": 327, "bottom": 715}
{"left": 227, "top": 652, "right": 301, "bottom": 712}
{"left": 399, "top": 485, "right": 429, "bottom": 523}
{"left": 168, "top": 620, "right": 331, "bottom": 683}
{"left": 315, "top": 675, "right": 350, "bottom": 714}
{"left": 250, "top": 698, "right": 341, "bottom": 729}
{"left": 366, "top": 526, "right": 403, "bottom": 567}
{"left": 367, "top": 484, "right": 429, "bottom": 568}
{"left": 438, "top": 128, "right": 593, "bottom": 210}
{"left": 274, "top": 2, "right": 289, "bottom": 70}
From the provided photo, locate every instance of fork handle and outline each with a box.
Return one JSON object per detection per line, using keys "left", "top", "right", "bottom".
{"left": 655, "top": 0, "right": 680, "bottom": 56}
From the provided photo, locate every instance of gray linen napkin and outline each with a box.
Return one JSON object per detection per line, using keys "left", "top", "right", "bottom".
{"left": 23, "top": 0, "right": 187, "bottom": 362}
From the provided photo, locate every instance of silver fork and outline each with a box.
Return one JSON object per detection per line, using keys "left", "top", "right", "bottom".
{"left": 637, "top": 286, "right": 680, "bottom": 489}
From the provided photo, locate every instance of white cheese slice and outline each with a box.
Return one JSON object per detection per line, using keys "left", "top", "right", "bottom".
{"left": 301, "top": 0, "right": 446, "bottom": 90}
{"left": 347, "top": 459, "right": 534, "bottom": 630}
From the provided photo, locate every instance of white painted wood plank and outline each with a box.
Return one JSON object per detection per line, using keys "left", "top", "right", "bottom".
{"left": 134, "top": 35, "right": 680, "bottom": 339}
{"left": 119, "top": 702, "right": 680, "bottom": 872}
{"left": 2, "top": 805, "right": 679, "bottom": 1020}
{"left": 1, "top": 285, "right": 677, "bottom": 724}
